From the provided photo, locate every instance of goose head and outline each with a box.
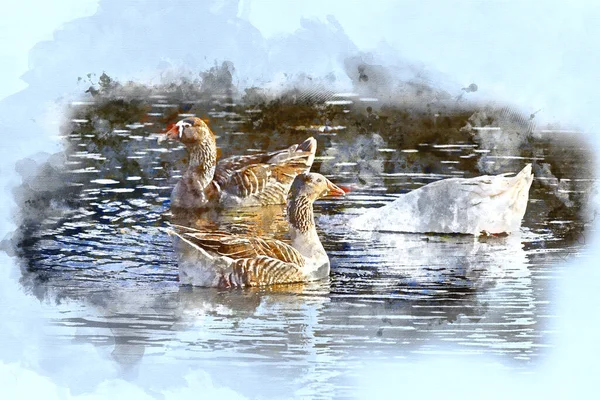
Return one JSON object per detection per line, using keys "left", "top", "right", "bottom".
{"left": 158, "top": 117, "right": 214, "bottom": 146}
{"left": 287, "top": 173, "right": 344, "bottom": 233}
{"left": 289, "top": 172, "right": 345, "bottom": 202}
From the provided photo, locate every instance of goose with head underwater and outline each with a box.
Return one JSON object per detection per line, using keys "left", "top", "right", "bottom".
{"left": 350, "top": 164, "right": 534, "bottom": 236}
{"left": 158, "top": 117, "right": 317, "bottom": 209}
{"left": 168, "top": 172, "right": 345, "bottom": 287}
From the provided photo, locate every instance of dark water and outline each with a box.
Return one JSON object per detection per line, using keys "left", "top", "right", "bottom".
{"left": 9, "top": 90, "right": 595, "bottom": 397}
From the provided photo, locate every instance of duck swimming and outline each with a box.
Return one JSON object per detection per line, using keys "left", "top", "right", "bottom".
{"left": 158, "top": 117, "right": 317, "bottom": 209}
{"left": 168, "top": 172, "right": 345, "bottom": 287}
{"left": 350, "top": 164, "right": 534, "bottom": 236}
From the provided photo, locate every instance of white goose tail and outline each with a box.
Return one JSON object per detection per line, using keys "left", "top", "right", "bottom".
{"left": 167, "top": 228, "right": 233, "bottom": 286}
{"left": 500, "top": 163, "right": 534, "bottom": 233}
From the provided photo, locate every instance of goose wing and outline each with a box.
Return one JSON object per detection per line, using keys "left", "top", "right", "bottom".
{"left": 221, "top": 162, "right": 312, "bottom": 204}
{"left": 214, "top": 137, "right": 316, "bottom": 188}
{"left": 177, "top": 231, "right": 306, "bottom": 287}
{"left": 179, "top": 231, "right": 306, "bottom": 268}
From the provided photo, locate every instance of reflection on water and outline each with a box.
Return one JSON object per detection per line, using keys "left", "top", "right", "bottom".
{"left": 7, "top": 84, "right": 596, "bottom": 397}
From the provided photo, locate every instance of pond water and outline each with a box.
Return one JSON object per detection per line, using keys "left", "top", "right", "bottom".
{"left": 10, "top": 91, "right": 595, "bottom": 398}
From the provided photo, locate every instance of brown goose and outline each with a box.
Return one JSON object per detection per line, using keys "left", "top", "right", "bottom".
{"left": 158, "top": 117, "right": 317, "bottom": 209}
{"left": 168, "top": 172, "right": 345, "bottom": 287}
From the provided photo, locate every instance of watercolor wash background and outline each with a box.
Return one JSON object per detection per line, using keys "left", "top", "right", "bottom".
{"left": 0, "top": 0, "right": 599, "bottom": 398}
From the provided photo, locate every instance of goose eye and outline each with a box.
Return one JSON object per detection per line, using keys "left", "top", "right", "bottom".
{"left": 316, "top": 178, "right": 323, "bottom": 183}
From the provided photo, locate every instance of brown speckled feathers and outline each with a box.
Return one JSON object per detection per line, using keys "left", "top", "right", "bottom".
{"left": 213, "top": 138, "right": 315, "bottom": 187}
{"left": 161, "top": 118, "right": 316, "bottom": 208}
{"left": 179, "top": 231, "right": 306, "bottom": 287}
{"left": 213, "top": 138, "right": 316, "bottom": 204}
{"left": 180, "top": 231, "right": 305, "bottom": 267}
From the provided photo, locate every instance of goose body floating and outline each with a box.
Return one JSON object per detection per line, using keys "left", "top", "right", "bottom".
{"left": 168, "top": 173, "right": 345, "bottom": 287}
{"left": 351, "top": 164, "right": 534, "bottom": 236}
{"left": 159, "top": 117, "right": 317, "bottom": 209}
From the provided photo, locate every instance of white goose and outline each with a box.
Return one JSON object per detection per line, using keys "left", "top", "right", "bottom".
{"left": 351, "top": 164, "right": 534, "bottom": 236}
{"left": 168, "top": 172, "right": 345, "bottom": 287}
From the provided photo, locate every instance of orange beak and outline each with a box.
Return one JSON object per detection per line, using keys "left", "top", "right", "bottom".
{"left": 325, "top": 179, "right": 346, "bottom": 197}
{"left": 158, "top": 123, "right": 179, "bottom": 144}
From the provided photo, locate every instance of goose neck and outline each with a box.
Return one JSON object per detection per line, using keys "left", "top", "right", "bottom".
{"left": 186, "top": 139, "right": 217, "bottom": 187}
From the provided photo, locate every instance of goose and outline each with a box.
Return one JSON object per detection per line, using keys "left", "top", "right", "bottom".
{"left": 158, "top": 117, "right": 317, "bottom": 209}
{"left": 168, "top": 172, "right": 345, "bottom": 287}
{"left": 350, "top": 164, "right": 534, "bottom": 236}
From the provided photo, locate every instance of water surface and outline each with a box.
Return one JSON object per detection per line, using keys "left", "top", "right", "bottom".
{"left": 11, "top": 91, "right": 595, "bottom": 398}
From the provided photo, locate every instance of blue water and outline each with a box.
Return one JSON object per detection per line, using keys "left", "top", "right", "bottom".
{"left": 9, "top": 96, "right": 594, "bottom": 398}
